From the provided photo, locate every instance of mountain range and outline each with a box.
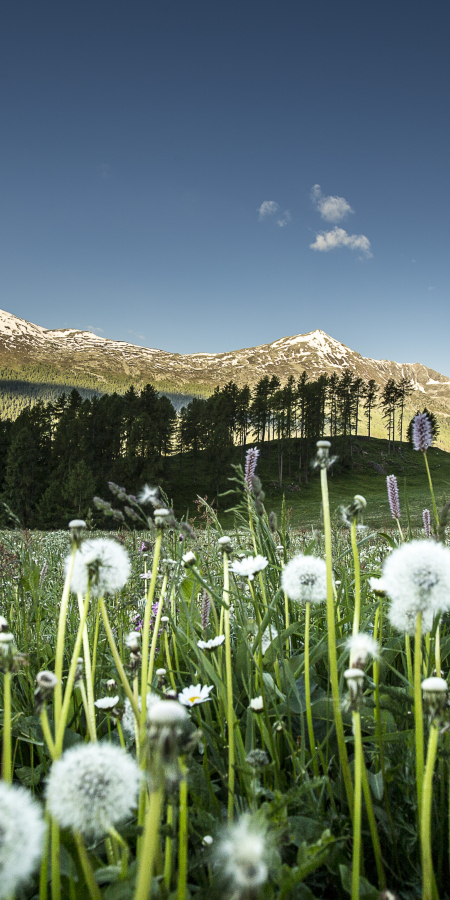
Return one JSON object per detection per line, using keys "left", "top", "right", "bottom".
{"left": 1, "top": 308, "right": 449, "bottom": 446}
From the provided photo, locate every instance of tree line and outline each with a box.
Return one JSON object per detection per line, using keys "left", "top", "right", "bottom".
{"left": 0, "top": 370, "right": 435, "bottom": 527}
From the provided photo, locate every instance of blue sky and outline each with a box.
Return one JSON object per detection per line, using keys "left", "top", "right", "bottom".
{"left": 1, "top": 1, "right": 449, "bottom": 373}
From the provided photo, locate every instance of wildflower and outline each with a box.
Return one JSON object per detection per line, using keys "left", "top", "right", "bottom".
{"left": 46, "top": 743, "right": 141, "bottom": 839}
{"left": 244, "top": 447, "right": 260, "bottom": 489}
{"left": 94, "top": 696, "right": 119, "bottom": 710}
{"left": 125, "top": 631, "right": 141, "bottom": 652}
{"left": 68, "top": 519, "right": 86, "bottom": 547}
{"left": 203, "top": 834, "right": 214, "bottom": 846}
{"left": 218, "top": 535, "right": 232, "bottom": 549}
{"left": 386, "top": 475, "right": 401, "bottom": 519}
{"left": 0, "top": 782, "right": 45, "bottom": 900}
{"left": 413, "top": 412, "right": 433, "bottom": 451}
{"left": 346, "top": 633, "right": 379, "bottom": 668}
{"left": 313, "top": 440, "right": 338, "bottom": 470}
{"left": 146, "top": 700, "right": 198, "bottom": 786}
{"left": 154, "top": 508, "right": 174, "bottom": 528}
{"left": 67, "top": 538, "right": 131, "bottom": 597}
{"left": 249, "top": 696, "right": 264, "bottom": 712}
{"left": 178, "top": 684, "right": 214, "bottom": 707}
{"left": 281, "top": 554, "right": 327, "bottom": 604}
{"left": 34, "top": 670, "right": 58, "bottom": 714}
{"left": 156, "top": 667, "right": 166, "bottom": 677}
{"left": 182, "top": 551, "right": 196, "bottom": 567}
{"left": 122, "top": 692, "right": 160, "bottom": 738}
{"left": 421, "top": 676, "right": 448, "bottom": 721}
{"left": 368, "top": 577, "right": 386, "bottom": 594}
{"left": 230, "top": 555, "right": 268, "bottom": 581}
{"left": 216, "top": 815, "right": 269, "bottom": 891}
{"left": 423, "top": 509, "right": 432, "bottom": 537}
{"left": 344, "top": 667, "right": 365, "bottom": 708}
{"left": 201, "top": 590, "right": 211, "bottom": 630}
{"left": 138, "top": 485, "right": 160, "bottom": 506}
{"left": 383, "top": 540, "right": 450, "bottom": 634}
{"left": 197, "top": 635, "right": 225, "bottom": 650}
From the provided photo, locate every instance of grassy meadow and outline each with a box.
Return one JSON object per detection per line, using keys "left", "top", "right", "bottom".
{"left": 1, "top": 434, "right": 450, "bottom": 900}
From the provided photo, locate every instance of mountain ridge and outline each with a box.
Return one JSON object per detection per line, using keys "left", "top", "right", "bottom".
{"left": 1, "top": 308, "right": 450, "bottom": 446}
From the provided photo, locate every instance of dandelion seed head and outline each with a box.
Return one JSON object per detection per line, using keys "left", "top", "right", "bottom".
{"left": 281, "top": 554, "right": 327, "bottom": 604}
{"left": 0, "top": 782, "right": 46, "bottom": 900}
{"left": 346, "top": 633, "right": 379, "bottom": 667}
{"left": 217, "top": 816, "right": 268, "bottom": 890}
{"left": 138, "top": 485, "right": 160, "bottom": 506}
{"left": 148, "top": 700, "right": 189, "bottom": 725}
{"left": 67, "top": 538, "right": 131, "bottom": 597}
{"left": 46, "top": 743, "right": 141, "bottom": 839}
{"left": 383, "top": 540, "right": 450, "bottom": 631}
{"left": 122, "top": 692, "right": 160, "bottom": 738}
{"left": 94, "top": 696, "right": 119, "bottom": 710}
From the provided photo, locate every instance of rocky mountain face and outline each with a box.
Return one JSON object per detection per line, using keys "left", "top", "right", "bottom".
{"left": 1, "top": 307, "right": 449, "bottom": 442}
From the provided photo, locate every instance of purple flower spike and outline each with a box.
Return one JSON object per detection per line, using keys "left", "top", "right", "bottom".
{"left": 386, "top": 475, "right": 401, "bottom": 520}
{"left": 423, "top": 509, "right": 431, "bottom": 538}
{"left": 244, "top": 447, "right": 260, "bottom": 489}
{"left": 413, "top": 412, "right": 433, "bottom": 452}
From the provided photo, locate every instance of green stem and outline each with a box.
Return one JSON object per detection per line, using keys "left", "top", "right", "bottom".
{"left": 164, "top": 803, "right": 173, "bottom": 891}
{"left": 134, "top": 787, "right": 164, "bottom": 900}
{"left": 423, "top": 452, "right": 439, "bottom": 531}
{"left": 415, "top": 613, "right": 425, "bottom": 815}
{"left": 405, "top": 633, "right": 414, "bottom": 691}
{"left": 77, "top": 593, "right": 96, "bottom": 741}
{"left": 177, "top": 761, "right": 188, "bottom": 900}
{"left": 304, "top": 602, "right": 319, "bottom": 777}
{"left": 55, "top": 590, "right": 92, "bottom": 756}
{"left": 147, "top": 573, "right": 168, "bottom": 689}
{"left": 73, "top": 831, "right": 102, "bottom": 900}
{"left": 361, "top": 758, "right": 386, "bottom": 890}
{"left": 351, "top": 710, "right": 363, "bottom": 900}
{"left": 54, "top": 546, "right": 76, "bottom": 726}
{"left": 350, "top": 518, "right": 361, "bottom": 636}
{"left": 320, "top": 465, "right": 354, "bottom": 811}
{"left": 39, "top": 811, "right": 51, "bottom": 900}
{"left": 421, "top": 723, "right": 440, "bottom": 900}
{"left": 140, "top": 530, "right": 162, "bottom": 733}
{"left": 435, "top": 624, "right": 441, "bottom": 678}
{"left": 40, "top": 707, "right": 56, "bottom": 759}
{"left": 2, "top": 671, "right": 12, "bottom": 782}
{"left": 223, "top": 550, "right": 235, "bottom": 822}
{"left": 51, "top": 819, "right": 61, "bottom": 900}
{"left": 99, "top": 598, "right": 138, "bottom": 720}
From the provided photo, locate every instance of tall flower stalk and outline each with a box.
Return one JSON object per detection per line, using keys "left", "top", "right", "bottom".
{"left": 420, "top": 677, "right": 448, "bottom": 900}
{"left": 140, "top": 528, "right": 163, "bottom": 734}
{"left": 222, "top": 545, "right": 235, "bottom": 822}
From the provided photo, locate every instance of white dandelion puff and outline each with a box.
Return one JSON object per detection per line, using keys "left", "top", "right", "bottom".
{"left": 137, "top": 485, "right": 160, "bottom": 506}
{"left": 216, "top": 815, "right": 269, "bottom": 890}
{"left": 0, "top": 782, "right": 46, "bottom": 900}
{"left": 122, "top": 692, "right": 160, "bottom": 738}
{"left": 229, "top": 555, "right": 268, "bottom": 581}
{"left": 46, "top": 743, "right": 141, "bottom": 839}
{"left": 346, "top": 633, "right": 379, "bottom": 667}
{"left": 281, "top": 554, "right": 327, "bottom": 604}
{"left": 66, "top": 538, "right": 131, "bottom": 597}
{"left": 383, "top": 540, "right": 450, "bottom": 635}
{"left": 94, "top": 696, "right": 119, "bottom": 710}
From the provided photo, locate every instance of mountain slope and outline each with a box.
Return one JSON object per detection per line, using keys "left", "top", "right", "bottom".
{"left": 1, "top": 308, "right": 449, "bottom": 444}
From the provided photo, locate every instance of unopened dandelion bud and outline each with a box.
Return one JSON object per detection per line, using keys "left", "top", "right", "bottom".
{"left": 269, "top": 511, "right": 277, "bottom": 533}
{"left": 344, "top": 667, "right": 365, "bottom": 708}
{"left": 68, "top": 519, "right": 87, "bottom": 547}
{"left": 218, "top": 535, "right": 232, "bottom": 549}
{"left": 154, "top": 508, "right": 171, "bottom": 528}
{"left": 125, "top": 631, "right": 141, "bottom": 653}
{"left": 34, "top": 670, "right": 58, "bottom": 714}
{"left": 156, "top": 668, "right": 166, "bottom": 686}
{"left": 106, "top": 678, "right": 117, "bottom": 691}
{"left": 386, "top": 475, "right": 401, "bottom": 520}
{"left": 413, "top": 411, "right": 433, "bottom": 451}
{"left": 314, "top": 440, "right": 333, "bottom": 470}
{"left": 203, "top": 834, "right": 214, "bottom": 846}
{"left": 216, "top": 815, "right": 269, "bottom": 891}
{"left": 146, "top": 700, "right": 193, "bottom": 787}
{"left": 421, "top": 676, "right": 448, "bottom": 721}
{"left": 161, "top": 615, "right": 170, "bottom": 624}
{"left": 182, "top": 551, "right": 196, "bottom": 567}
{"left": 347, "top": 633, "right": 379, "bottom": 668}
{"left": 74, "top": 657, "right": 84, "bottom": 686}
{"left": 0, "top": 615, "right": 9, "bottom": 632}
{"left": 0, "top": 632, "right": 15, "bottom": 672}
{"left": 249, "top": 696, "right": 264, "bottom": 713}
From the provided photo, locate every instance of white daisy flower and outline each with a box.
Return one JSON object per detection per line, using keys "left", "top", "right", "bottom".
{"left": 46, "top": 743, "right": 141, "bottom": 839}
{"left": 229, "top": 555, "right": 268, "bottom": 581}
{"left": 94, "top": 696, "right": 119, "bottom": 710}
{"left": 216, "top": 815, "right": 269, "bottom": 890}
{"left": 66, "top": 538, "right": 131, "bottom": 597}
{"left": 0, "top": 782, "right": 46, "bottom": 900}
{"left": 383, "top": 540, "right": 450, "bottom": 634}
{"left": 281, "top": 554, "right": 327, "bottom": 604}
{"left": 346, "top": 633, "right": 379, "bottom": 667}
{"left": 178, "top": 684, "right": 214, "bottom": 707}
{"left": 197, "top": 635, "right": 225, "bottom": 650}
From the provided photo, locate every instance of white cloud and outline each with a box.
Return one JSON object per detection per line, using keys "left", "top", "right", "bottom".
{"left": 428, "top": 286, "right": 435, "bottom": 291}
{"left": 309, "top": 226, "right": 372, "bottom": 257}
{"left": 311, "top": 184, "right": 354, "bottom": 222}
{"left": 258, "top": 200, "right": 279, "bottom": 220}
{"left": 87, "top": 326, "right": 104, "bottom": 333}
{"left": 277, "top": 210, "right": 292, "bottom": 227}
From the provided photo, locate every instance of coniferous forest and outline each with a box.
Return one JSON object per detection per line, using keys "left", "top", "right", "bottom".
{"left": 0, "top": 369, "right": 438, "bottom": 529}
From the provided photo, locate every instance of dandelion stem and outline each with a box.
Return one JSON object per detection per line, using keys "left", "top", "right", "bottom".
{"left": 304, "top": 602, "right": 319, "bottom": 777}
{"left": 223, "top": 549, "right": 235, "bottom": 822}
{"left": 423, "top": 451, "right": 439, "bottom": 531}
{"left": 350, "top": 518, "right": 361, "bottom": 635}
{"left": 320, "top": 465, "right": 354, "bottom": 812}
{"left": 39, "top": 811, "right": 51, "bottom": 900}
{"left": 435, "top": 623, "right": 441, "bottom": 678}
{"left": 99, "top": 598, "right": 138, "bottom": 720}
{"left": 40, "top": 707, "right": 56, "bottom": 759}
{"left": 51, "top": 819, "right": 61, "bottom": 900}
{"left": 421, "top": 722, "right": 440, "bottom": 900}
{"left": 147, "top": 573, "right": 168, "bottom": 689}
{"left": 134, "top": 786, "right": 164, "bottom": 900}
{"left": 361, "top": 757, "right": 386, "bottom": 890}
{"left": 177, "top": 760, "right": 188, "bottom": 900}
{"left": 77, "top": 592, "right": 96, "bottom": 741}
{"left": 73, "top": 831, "right": 102, "bottom": 900}
{"left": 351, "top": 709, "right": 363, "bottom": 900}
{"left": 164, "top": 803, "right": 173, "bottom": 891}
{"left": 415, "top": 612, "right": 425, "bottom": 814}
{"left": 140, "top": 530, "right": 162, "bottom": 733}
{"left": 54, "top": 546, "right": 76, "bottom": 727}
{"left": 2, "top": 671, "right": 12, "bottom": 783}
{"left": 55, "top": 589, "right": 92, "bottom": 755}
